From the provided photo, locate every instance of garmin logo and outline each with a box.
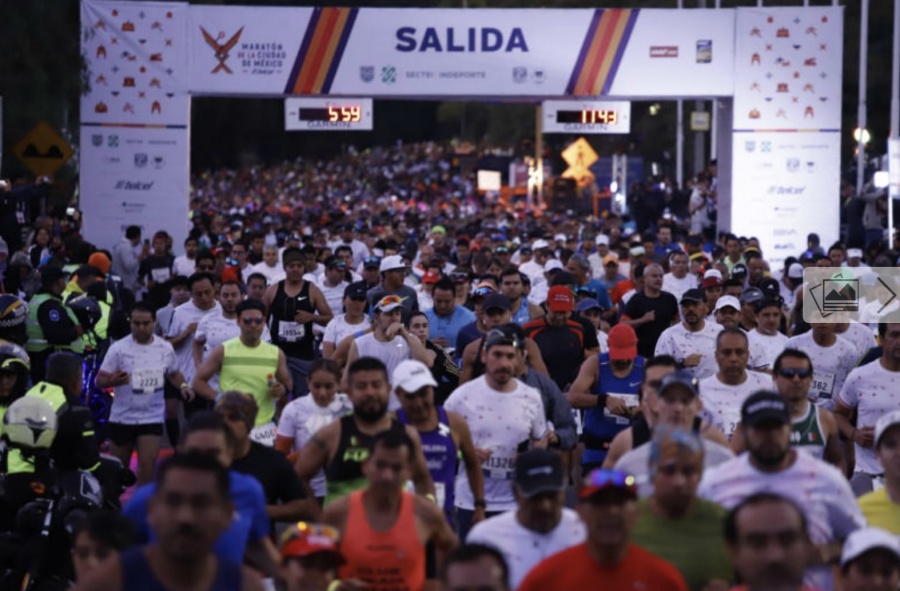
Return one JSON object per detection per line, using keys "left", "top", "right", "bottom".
{"left": 115, "top": 180, "right": 154, "bottom": 191}
{"left": 767, "top": 185, "right": 805, "bottom": 196}
{"left": 396, "top": 26, "right": 528, "bottom": 53}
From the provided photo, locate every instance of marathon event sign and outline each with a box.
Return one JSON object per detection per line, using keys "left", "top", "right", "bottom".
{"left": 80, "top": 1, "right": 843, "bottom": 258}
{"left": 186, "top": 7, "right": 736, "bottom": 98}
{"left": 80, "top": 1, "right": 191, "bottom": 250}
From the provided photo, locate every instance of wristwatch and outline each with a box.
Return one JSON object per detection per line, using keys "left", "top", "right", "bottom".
{"left": 473, "top": 499, "right": 487, "bottom": 509}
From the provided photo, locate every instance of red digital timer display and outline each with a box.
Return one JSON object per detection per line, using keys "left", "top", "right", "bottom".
{"left": 298, "top": 106, "right": 363, "bottom": 123}
{"left": 555, "top": 110, "right": 619, "bottom": 125}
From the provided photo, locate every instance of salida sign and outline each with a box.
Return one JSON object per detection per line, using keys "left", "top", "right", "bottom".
{"left": 394, "top": 27, "right": 529, "bottom": 52}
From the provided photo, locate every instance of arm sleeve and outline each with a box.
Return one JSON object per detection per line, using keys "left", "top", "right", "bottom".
{"left": 322, "top": 319, "right": 338, "bottom": 344}
{"left": 837, "top": 372, "right": 858, "bottom": 408}
{"left": 38, "top": 301, "right": 79, "bottom": 345}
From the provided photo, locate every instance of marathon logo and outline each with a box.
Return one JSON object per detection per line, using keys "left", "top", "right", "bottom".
{"left": 650, "top": 45, "right": 679, "bottom": 58}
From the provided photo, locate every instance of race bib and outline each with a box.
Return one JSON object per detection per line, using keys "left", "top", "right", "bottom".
{"left": 481, "top": 449, "right": 516, "bottom": 481}
{"left": 278, "top": 321, "right": 305, "bottom": 342}
{"left": 249, "top": 421, "right": 277, "bottom": 447}
{"left": 132, "top": 367, "right": 164, "bottom": 394}
{"left": 151, "top": 267, "right": 171, "bottom": 283}
{"left": 603, "top": 393, "right": 639, "bottom": 425}
{"left": 808, "top": 370, "right": 836, "bottom": 401}
{"left": 721, "top": 410, "right": 741, "bottom": 440}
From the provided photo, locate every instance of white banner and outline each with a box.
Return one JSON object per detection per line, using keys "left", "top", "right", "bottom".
{"left": 80, "top": 0, "right": 190, "bottom": 250}
{"left": 80, "top": 125, "right": 191, "bottom": 250}
{"left": 186, "top": 7, "right": 735, "bottom": 98}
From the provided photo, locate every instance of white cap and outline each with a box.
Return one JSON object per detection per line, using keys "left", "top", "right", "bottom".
{"left": 841, "top": 527, "right": 900, "bottom": 568}
{"left": 788, "top": 262, "right": 804, "bottom": 279}
{"left": 532, "top": 239, "right": 551, "bottom": 251}
{"left": 554, "top": 233, "right": 567, "bottom": 243}
{"left": 595, "top": 234, "right": 610, "bottom": 246}
{"left": 392, "top": 359, "right": 437, "bottom": 394}
{"left": 714, "top": 295, "right": 741, "bottom": 312}
{"left": 875, "top": 409, "right": 900, "bottom": 447}
{"left": 847, "top": 248, "right": 863, "bottom": 259}
{"left": 379, "top": 254, "right": 407, "bottom": 273}
{"left": 629, "top": 245, "right": 646, "bottom": 257}
{"left": 704, "top": 269, "right": 723, "bottom": 281}
{"left": 544, "top": 259, "right": 564, "bottom": 272}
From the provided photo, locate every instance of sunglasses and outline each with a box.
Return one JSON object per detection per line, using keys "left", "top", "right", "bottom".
{"left": 280, "top": 521, "right": 340, "bottom": 547}
{"left": 777, "top": 368, "right": 812, "bottom": 380}
{"left": 450, "top": 273, "right": 470, "bottom": 283}
{"left": 241, "top": 317, "right": 265, "bottom": 325}
{"left": 580, "top": 469, "right": 638, "bottom": 497}
{"left": 471, "top": 286, "right": 494, "bottom": 298}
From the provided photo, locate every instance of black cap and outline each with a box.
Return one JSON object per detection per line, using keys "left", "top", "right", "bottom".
{"left": 344, "top": 281, "right": 368, "bottom": 299}
{"left": 514, "top": 449, "right": 565, "bottom": 497}
{"left": 363, "top": 256, "right": 381, "bottom": 269}
{"left": 740, "top": 287, "right": 764, "bottom": 304}
{"left": 680, "top": 288, "right": 706, "bottom": 304}
{"left": 758, "top": 277, "right": 780, "bottom": 299}
{"left": 741, "top": 390, "right": 790, "bottom": 427}
{"left": 732, "top": 263, "right": 748, "bottom": 278}
{"left": 483, "top": 293, "right": 511, "bottom": 312}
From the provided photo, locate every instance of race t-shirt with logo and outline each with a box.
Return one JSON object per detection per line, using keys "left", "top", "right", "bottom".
{"left": 747, "top": 330, "right": 789, "bottom": 372}
{"left": 838, "top": 361, "right": 900, "bottom": 476}
{"left": 784, "top": 332, "right": 858, "bottom": 410}
{"left": 444, "top": 375, "right": 547, "bottom": 512}
{"left": 654, "top": 321, "right": 721, "bottom": 379}
{"left": 834, "top": 322, "right": 876, "bottom": 362}
{"left": 165, "top": 300, "right": 222, "bottom": 383}
{"left": 100, "top": 335, "right": 178, "bottom": 425}
{"left": 699, "top": 371, "right": 772, "bottom": 440}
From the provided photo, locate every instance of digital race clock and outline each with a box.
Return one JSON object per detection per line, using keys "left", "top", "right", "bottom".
{"left": 542, "top": 101, "right": 631, "bottom": 134}
{"left": 285, "top": 98, "right": 374, "bottom": 131}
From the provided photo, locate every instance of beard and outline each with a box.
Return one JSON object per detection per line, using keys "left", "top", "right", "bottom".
{"left": 354, "top": 400, "right": 388, "bottom": 424}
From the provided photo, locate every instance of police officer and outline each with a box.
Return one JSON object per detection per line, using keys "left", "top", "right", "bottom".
{"left": 25, "top": 266, "right": 83, "bottom": 383}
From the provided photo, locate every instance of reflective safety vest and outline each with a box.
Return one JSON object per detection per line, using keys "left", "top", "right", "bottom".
{"left": 5, "top": 382, "right": 68, "bottom": 475}
{"left": 219, "top": 338, "right": 279, "bottom": 426}
{"left": 25, "top": 292, "right": 84, "bottom": 354}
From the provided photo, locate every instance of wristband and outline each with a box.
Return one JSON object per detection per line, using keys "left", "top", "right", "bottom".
{"left": 473, "top": 499, "right": 487, "bottom": 508}
{"left": 180, "top": 382, "right": 189, "bottom": 391}
{"left": 425, "top": 493, "right": 437, "bottom": 504}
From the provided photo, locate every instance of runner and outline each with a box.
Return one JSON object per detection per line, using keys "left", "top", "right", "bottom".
{"left": 654, "top": 288, "right": 720, "bottom": 379}
{"left": 442, "top": 544, "right": 511, "bottom": 591}
{"left": 837, "top": 528, "right": 900, "bottom": 591}
{"left": 857, "top": 410, "right": 900, "bottom": 533}
{"left": 321, "top": 282, "right": 369, "bottom": 359}
{"left": 278, "top": 522, "right": 351, "bottom": 591}
{"left": 621, "top": 263, "right": 680, "bottom": 359}
{"left": 784, "top": 322, "right": 859, "bottom": 410}
{"left": 746, "top": 298, "right": 788, "bottom": 372}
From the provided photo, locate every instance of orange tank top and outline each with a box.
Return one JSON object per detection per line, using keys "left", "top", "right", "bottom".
{"left": 339, "top": 490, "right": 425, "bottom": 591}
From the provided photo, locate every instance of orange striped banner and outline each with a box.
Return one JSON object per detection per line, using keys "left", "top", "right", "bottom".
{"left": 285, "top": 7, "right": 358, "bottom": 95}
{"left": 566, "top": 9, "right": 639, "bottom": 96}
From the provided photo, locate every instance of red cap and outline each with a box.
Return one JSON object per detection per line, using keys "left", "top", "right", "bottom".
{"left": 607, "top": 324, "right": 638, "bottom": 360}
{"left": 422, "top": 270, "right": 440, "bottom": 284}
{"left": 547, "top": 286, "right": 574, "bottom": 312}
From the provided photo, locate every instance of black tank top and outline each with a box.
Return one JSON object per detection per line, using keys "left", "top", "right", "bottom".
{"left": 120, "top": 547, "right": 242, "bottom": 591}
{"left": 269, "top": 280, "right": 314, "bottom": 359}
{"left": 325, "top": 415, "right": 407, "bottom": 500}
{"left": 631, "top": 416, "right": 703, "bottom": 448}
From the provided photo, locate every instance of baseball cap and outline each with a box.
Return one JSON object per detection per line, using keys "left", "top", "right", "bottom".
{"left": 840, "top": 528, "right": 900, "bottom": 569}
{"left": 514, "top": 449, "right": 566, "bottom": 497}
{"left": 363, "top": 256, "right": 381, "bottom": 269}
{"left": 578, "top": 469, "right": 638, "bottom": 501}
{"left": 87, "top": 252, "right": 111, "bottom": 276}
{"left": 392, "top": 359, "right": 437, "bottom": 393}
{"left": 658, "top": 370, "right": 699, "bottom": 398}
{"left": 714, "top": 295, "right": 741, "bottom": 312}
{"left": 702, "top": 269, "right": 724, "bottom": 289}
{"left": 788, "top": 262, "right": 804, "bottom": 279}
{"left": 740, "top": 287, "right": 764, "bottom": 304}
{"left": 279, "top": 522, "right": 345, "bottom": 564}
{"left": 554, "top": 233, "right": 566, "bottom": 243}
{"left": 875, "top": 409, "right": 900, "bottom": 447}
{"left": 547, "top": 286, "right": 574, "bottom": 312}
{"left": 680, "top": 288, "right": 705, "bottom": 304}
{"left": 731, "top": 263, "right": 748, "bottom": 278}
{"left": 374, "top": 294, "right": 404, "bottom": 313}
{"left": 379, "top": 255, "right": 407, "bottom": 273}
{"left": 607, "top": 324, "right": 638, "bottom": 361}
{"left": 482, "top": 293, "right": 511, "bottom": 313}
{"left": 422, "top": 270, "right": 440, "bottom": 284}
{"left": 629, "top": 245, "right": 646, "bottom": 258}
{"left": 602, "top": 253, "right": 619, "bottom": 266}
{"left": 544, "top": 259, "right": 564, "bottom": 273}
{"left": 741, "top": 390, "right": 790, "bottom": 428}
{"left": 483, "top": 326, "right": 524, "bottom": 350}
{"left": 595, "top": 234, "right": 610, "bottom": 246}
{"left": 575, "top": 298, "right": 602, "bottom": 314}
{"left": 532, "top": 238, "right": 551, "bottom": 251}
{"left": 847, "top": 248, "right": 863, "bottom": 259}
{"left": 344, "top": 282, "right": 368, "bottom": 300}
{"left": 758, "top": 277, "right": 780, "bottom": 300}
{"left": 430, "top": 225, "right": 446, "bottom": 235}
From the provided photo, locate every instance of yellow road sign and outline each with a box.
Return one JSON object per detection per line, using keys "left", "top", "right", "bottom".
{"left": 562, "top": 165, "right": 595, "bottom": 188}
{"left": 561, "top": 137, "right": 598, "bottom": 170}
{"left": 13, "top": 121, "right": 74, "bottom": 177}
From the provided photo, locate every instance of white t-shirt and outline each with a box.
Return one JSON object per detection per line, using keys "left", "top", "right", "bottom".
{"left": 467, "top": 509, "right": 585, "bottom": 589}
{"left": 322, "top": 314, "right": 369, "bottom": 347}
{"left": 173, "top": 255, "right": 195, "bottom": 278}
{"left": 699, "top": 450, "right": 864, "bottom": 591}
{"left": 654, "top": 321, "right": 721, "bottom": 379}
{"left": 166, "top": 300, "right": 222, "bottom": 382}
{"left": 518, "top": 260, "right": 545, "bottom": 284}
{"left": 252, "top": 262, "right": 285, "bottom": 285}
{"left": 277, "top": 393, "right": 352, "bottom": 497}
{"left": 747, "top": 330, "right": 789, "bottom": 372}
{"left": 615, "top": 438, "right": 735, "bottom": 498}
{"left": 527, "top": 281, "right": 549, "bottom": 307}
{"left": 354, "top": 333, "right": 411, "bottom": 410}
{"left": 839, "top": 361, "right": 900, "bottom": 475}
{"left": 662, "top": 273, "right": 697, "bottom": 302}
{"left": 444, "top": 376, "right": 548, "bottom": 512}
{"left": 101, "top": 335, "right": 178, "bottom": 425}
{"left": 699, "top": 371, "right": 772, "bottom": 440}
{"left": 416, "top": 285, "right": 434, "bottom": 311}
{"left": 316, "top": 279, "right": 348, "bottom": 319}
{"left": 835, "top": 322, "right": 875, "bottom": 361}
{"left": 784, "top": 333, "right": 858, "bottom": 410}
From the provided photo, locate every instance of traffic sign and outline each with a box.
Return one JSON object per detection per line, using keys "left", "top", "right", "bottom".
{"left": 13, "top": 121, "right": 74, "bottom": 177}
{"left": 561, "top": 137, "right": 598, "bottom": 170}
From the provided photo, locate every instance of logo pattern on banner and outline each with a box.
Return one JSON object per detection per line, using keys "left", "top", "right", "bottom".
{"left": 200, "top": 27, "right": 244, "bottom": 74}
{"left": 733, "top": 8, "right": 841, "bottom": 130}
{"left": 81, "top": 1, "right": 189, "bottom": 126}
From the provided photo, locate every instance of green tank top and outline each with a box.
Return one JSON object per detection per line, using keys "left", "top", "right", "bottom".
{"left": 219, "top": 338, "right": 279, "bottom": 425}
{"left": 790, "top": 402, "right": 826, "bottom": 460}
